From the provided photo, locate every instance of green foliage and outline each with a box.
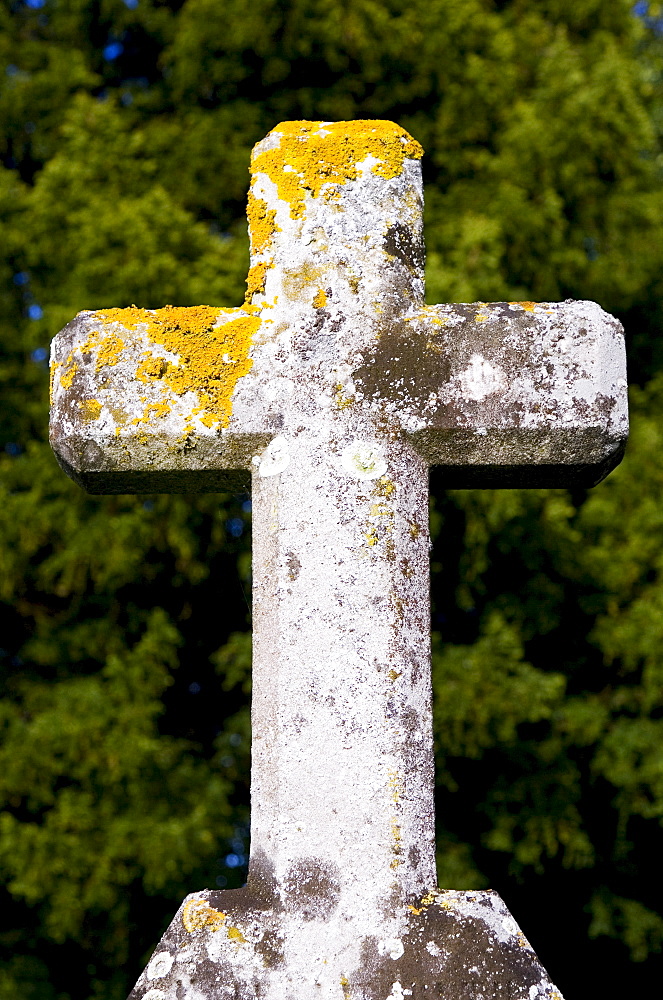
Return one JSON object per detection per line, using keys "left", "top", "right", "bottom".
{"left": 589, "top": 892, "right": 663, "bottom": 963}
{"left": 433, "top": 613, "right": 566, "bottom": 762}
{"left": 0, "top": 609, "right": 234, "bottom": 943}
{"left": 1, "top": 0, "right": 663, "bottom": 995}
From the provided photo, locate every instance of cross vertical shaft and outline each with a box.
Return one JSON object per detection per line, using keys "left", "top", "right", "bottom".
{"left": 251, "top": 429, "right": 435, "bottom": 910}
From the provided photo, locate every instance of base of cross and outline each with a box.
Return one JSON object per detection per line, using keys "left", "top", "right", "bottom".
{"left": 128, "top": 881, "right": 564, "bottom": 1000}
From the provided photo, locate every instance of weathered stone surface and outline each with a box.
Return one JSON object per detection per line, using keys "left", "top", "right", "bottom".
{"left": 356, "top": 299, "right": 626, "bottom": 488}
{"left": 128, "top": 885, "right": 562, "bottom": 1000}
{"left": 49, "top": 305, "right": 269, "bottom": 493}
{"left": 48, "top": 120, "right": 627, "bottom": 1000}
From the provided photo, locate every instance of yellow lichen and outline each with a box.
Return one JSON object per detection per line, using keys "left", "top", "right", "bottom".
{"left": 182, "top": 897, "right": 226, "bottom": 933}
{"left": 96, "top": 333, "right": 125, "bottom": 369}
{"left": 192, "top": 405, "right": 219, "bottom": 429}
{"left": 247, "top": 190, "right": 281, "bottom": 255}
{"left": 282, "top": 262, "right": 324, "bottom": 300}
{"left": 334, "top": 384, "right": 354, "bottom": 409}
{"left": 252, "top": 120, "right": 423, "bottom": 221}
{"left": 92, "top": 305, "right": 259, "bottom": 430}
{"left": 245, "top": 261, "right": 272, "bottom": 300}
{"left": 107, "top": 403, "right": 129, "bottom": 428}
{"left": 373, "top": 476, "right": 396, "bottom": 498}
{"left": 313, "top": 288, "right": 327, "bottom": 308}
{"left": 226, "top": 926, "right": 247, "bottom": 943}
{"left": 77, "top": 329, "right": 127, "bottom": 371}
{"left": 49, "top": 361, "right": 59, "bottom": 403}
{"left": 347, "top": 272, "right": 360, "bottom": 295}
{"left": 131, "top": 401, "right": 172, "bottom": 425}
{"left": 78, "top": 399, "right": 103, "bottom": 421}
{"left": 340, "top": 975, "right": 351, "bottom": 1000}
{"left": 408, "top": 890, "right": 437, "bottom": 915}
{"left": 388, "top": 771, "right": 401, "bottom": 803}
{"left": 369, "top": 502, "right": 391, "bottom": 517}
{"left": 407, "top": 305, "right": 447, "bottom": 326}
{"left": 510, "top": 301, "right": 537, "bottom": 312}
{"left": 136, "top": 353, "right": 168, "bottom": 383}
{"left": 364, "top": 527, "right": 379, "bottom": 547}
{"left": 59, "top": 353, "right": 78, "bottom": 390}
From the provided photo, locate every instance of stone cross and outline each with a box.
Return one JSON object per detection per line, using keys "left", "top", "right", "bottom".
{"left": 49, "top": 121, "right": 627, "bottom": 1000}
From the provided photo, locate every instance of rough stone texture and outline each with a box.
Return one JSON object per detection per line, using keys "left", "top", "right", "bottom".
{"left": 49, "top": 124, "right": 627, "bottom": 494}
{"left": 127, "top": 886, "right": 562, "bottom": 1000}
{"left": 48, "top": 120, "right": 628, "bottom": 1000}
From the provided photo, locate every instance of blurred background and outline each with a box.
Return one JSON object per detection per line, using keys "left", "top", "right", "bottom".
{"left": 1, "top": 0, "right": 663, "bottom": 996}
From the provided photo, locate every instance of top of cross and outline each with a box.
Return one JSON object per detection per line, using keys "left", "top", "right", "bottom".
{"left": 49, "top": 120, "right": 627, "bottom": 494}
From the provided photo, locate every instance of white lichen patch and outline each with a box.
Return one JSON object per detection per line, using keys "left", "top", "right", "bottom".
{"left": 341, "top": 440, "right": 388, "bottom": 479}
{"left": 387, "top": 982, "right": 412, "bottom": 999}
{"left": 258, "top": 435, "right": 290, "bottom": 476}
{"left": 146, "top": 951, "right": 174, "bottom": 980}
{"left": 528, "top": 985, "right": 564, "bottom": 1000}
{"left": 457, "top": 354, "right": 507, "bottom": 401}
{"left": 378, "top": 937, "right": 405, "bottom": 960}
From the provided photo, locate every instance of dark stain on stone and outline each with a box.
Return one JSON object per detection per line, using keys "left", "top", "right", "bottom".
{"left": 401, "top": 703, "right": 420, "bottom": 740}
{"left": 266, "top": 412, "right": 284, "bottom": 430}
{"left": 359, "top": 933, "right": 380, "bottom": 971}
{"left": 285, "top": 551, "right": 301, "bottom": 581}
{"left": 56, "top": 457, "right": 252, "bottom": 494}
{"left": 283, "top": 857, "right": 340, "bottom": 921}
{"left": 246, "top": 848, "right": 282, "bottom": 911}
{"left": 350, "top": 894, "right": 550, "bottom": 999}
{"left": 352, "top": 314, "right": 452, "bottom": 412}
{"left": 383, "top": 223, "right": 425, "bottom": 275}
{"left": 254, "top": 927, "right": 285, "bottom": 970}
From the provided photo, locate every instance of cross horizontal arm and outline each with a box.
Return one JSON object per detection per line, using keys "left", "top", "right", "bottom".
{"left": 50, "top": 296, "right": 627, "bottom": 493}
{"left": 49, "top": 304, "right": 274, "bottom": 493}
{"left": 353, "top": 299, "right": 628, "bottom": 488}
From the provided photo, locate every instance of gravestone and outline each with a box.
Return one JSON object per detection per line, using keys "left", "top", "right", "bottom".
{"left": 49, "top": 121, "right": 628, "bottom": 1000}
